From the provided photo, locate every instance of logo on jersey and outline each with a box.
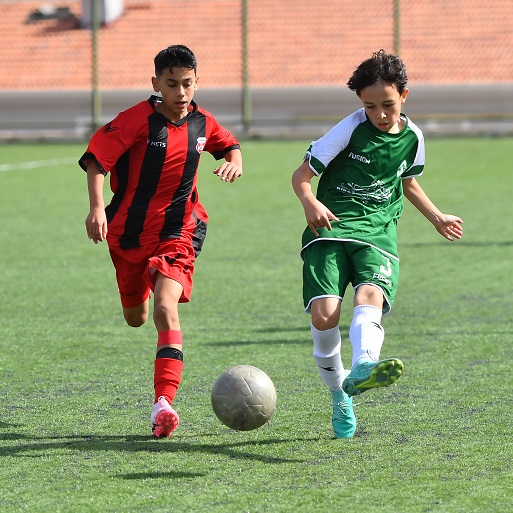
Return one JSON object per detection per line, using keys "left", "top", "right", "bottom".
{"left": 196, "top": 137, "right": 207, "bottom": 153}
{"left": 348, "top": 152, "right": 370, "bottom": 164}
{"left": 147, "top": 139, "right": 166, "bottom": 148}
{"left": 396, "top": 160, "right": 409, "bottom": 177}
{"left": 103, "top": 122, "right": 119, "bottom": 133}
{"left": 336, "top": 179, "right": 392, "bottom": 204}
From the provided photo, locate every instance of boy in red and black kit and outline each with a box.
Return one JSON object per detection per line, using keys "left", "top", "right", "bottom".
{"left": 79, "top": 45, "right": 242, "bottom": 437}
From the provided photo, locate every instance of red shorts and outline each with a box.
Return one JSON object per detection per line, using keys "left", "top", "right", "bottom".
{"left": 109, "top": 238, "right": 197, "bottom": 309}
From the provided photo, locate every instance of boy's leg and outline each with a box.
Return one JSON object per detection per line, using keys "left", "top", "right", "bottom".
{"left": 146, "top": 239, "right": 197, "bottom": 437}
{"left": 311, "top": 299, "right": 356, "bottom": 439}
{"left": 108, "top": 246, "right": 152, "bottom": 327}
{"left": 123, "top": 300, "right": 150, "bottom": 328}
{"left": 342, "top": 283, "right": 403, "bottom": 396}
{"left": 351, "top": 284, "right": 386, "bottom": 366}
{"left": 109, "top": 242, "right": 189, "bottom": 437}
{"left": 311, "top": 297, "right": 344, "bottom": 391}
{"left": 151, "top": 273, "right": 184, "bottom": 437}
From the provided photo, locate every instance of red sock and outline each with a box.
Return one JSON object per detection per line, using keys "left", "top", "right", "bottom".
{"left": 154, "top": 357, "right": 183, "bottom": 404}
{"left": 154, "top": 330, "right": 184, "bottom": 404}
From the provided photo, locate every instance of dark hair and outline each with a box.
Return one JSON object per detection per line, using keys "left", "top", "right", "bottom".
{"left": 347, "top": 49, "right": 408, "bottom": 96}
{"left": 154, "top": 45, "right": 197, "bottom": 76}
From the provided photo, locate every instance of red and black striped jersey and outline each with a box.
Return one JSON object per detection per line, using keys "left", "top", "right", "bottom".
{"left": 79, "top": 96, "right": 240, "bottom": 249}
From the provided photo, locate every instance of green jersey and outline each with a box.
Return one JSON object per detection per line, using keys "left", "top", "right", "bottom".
{"left": 301, "top": 108, "right": 425, "bottom": 258}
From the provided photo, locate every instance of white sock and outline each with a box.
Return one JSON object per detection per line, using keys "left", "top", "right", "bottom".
{"left": 349, "top": 305, "right": 385, "bottom": 368}
{"left": 311, "top": 324, "right": 345, "bottom": 392}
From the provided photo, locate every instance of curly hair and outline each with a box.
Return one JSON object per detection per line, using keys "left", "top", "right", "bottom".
{"left": 347, "top": 49, "right": 408, "bottom": 95}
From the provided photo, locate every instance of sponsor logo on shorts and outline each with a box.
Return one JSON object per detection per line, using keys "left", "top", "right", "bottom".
{"left": 372, "top": 272, "right": 392, "bottom": 287}
{"left": 120, "top": 290, "right": 139, "bottom": 297}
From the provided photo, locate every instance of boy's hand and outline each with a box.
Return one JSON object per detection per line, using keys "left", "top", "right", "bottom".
{"left": 435, "top": 215, "right": 463, "bottom": 241}
{"left": 303, "top": 198, "right": 339, "bottom": 236}
{"left": 213, "top": 162, "right": 242, "bottom": 183}
{"left": 85, "top": 208, "right": 108, "bottom": 244}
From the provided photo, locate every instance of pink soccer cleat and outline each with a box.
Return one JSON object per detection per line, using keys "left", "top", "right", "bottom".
{"left": 151, "top": 396, "right": 180, "bottom": 437}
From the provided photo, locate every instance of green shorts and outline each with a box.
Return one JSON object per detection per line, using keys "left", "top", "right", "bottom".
{"left": 301, "top": 239, "right": 400, "bottom": 315}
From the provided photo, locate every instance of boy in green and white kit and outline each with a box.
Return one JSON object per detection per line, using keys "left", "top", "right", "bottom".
{"left": 292, "top": 50, "right": 463, "bottom": 439}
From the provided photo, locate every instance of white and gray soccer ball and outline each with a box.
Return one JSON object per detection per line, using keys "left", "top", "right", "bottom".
{"left": 211, "top": 365, "right": 277, "bottom": 431}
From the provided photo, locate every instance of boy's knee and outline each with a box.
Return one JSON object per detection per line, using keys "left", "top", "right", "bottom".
{"left": 310, "top": 297, "right": 341, "bottom": 331}
{"left": 124, "top": 311, "right": 148, "bottom": 327}
{"left": 312, "top": 316, "right": 339, "bottom": 331}
{"left": 153, "top": 301, "right": 179, "bottom": 325}
{"left": 123, "top": 303, "right": 149, "bottom": 327}
{"left": 354, "top": 284, "right": 384, "bottom": 308}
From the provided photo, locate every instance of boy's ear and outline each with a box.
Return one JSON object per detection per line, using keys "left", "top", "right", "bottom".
{"left": 151, "top": 76, "right": 159, "bottom": 92}
{"left": 194, "top": 75, "right": 199, "bottom": 90}
{"left": 401, "top": 87, "right": 409, "bottom": 103}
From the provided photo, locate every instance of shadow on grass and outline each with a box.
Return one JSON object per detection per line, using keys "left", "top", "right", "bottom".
{"left": 255, "top": 326, "right": 308, "bottom": 334}
{"left": 0, "top": 433, "right": 309, "bottom": 465}
{"left": 400, "top": 240, "right": 513, "bottom": 248}
{"left": 201, "top": 326, "right": 351, "bottom": 347}
{"left": 121, "top": 471, "right": 206, "bottom": 480}
{"left": 0, "top": 422, "right": 21, "bottom": 430}
{"left": 202, "top": 337, "right": 304, "bottom": 347}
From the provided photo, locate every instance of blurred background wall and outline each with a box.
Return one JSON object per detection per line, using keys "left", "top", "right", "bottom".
{"left": 1, "top": 0, "right": 512, "bottom": 140}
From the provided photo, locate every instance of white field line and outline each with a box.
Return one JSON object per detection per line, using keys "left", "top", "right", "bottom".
{"left": 0, "top": 157, "right": 77, "bottom": 172}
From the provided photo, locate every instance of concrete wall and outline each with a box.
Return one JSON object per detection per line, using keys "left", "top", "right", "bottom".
{"left": 1, "top": 84, "right": 512, "bottom": 142}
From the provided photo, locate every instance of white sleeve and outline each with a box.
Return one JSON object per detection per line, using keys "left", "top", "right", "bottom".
{"left": 305, "top": 109, "right": 366, "bottom": 175}
{"left": 402, "top": 118, "right": 425, "bottom": 178}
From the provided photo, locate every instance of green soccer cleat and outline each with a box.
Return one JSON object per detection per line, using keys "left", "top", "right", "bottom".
{"left": 342, "top": 358, "right": 404, "bottom": 397}
{"left": 331, "top": 388, "right": 356, "bottom": 439}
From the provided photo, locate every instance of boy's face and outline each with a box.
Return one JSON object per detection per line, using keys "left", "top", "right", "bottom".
{"left": 359, "top": 81, "right": 408, "bottom": 134}
{"left": 152, "top": 66, "right": 198, "bottom": 122}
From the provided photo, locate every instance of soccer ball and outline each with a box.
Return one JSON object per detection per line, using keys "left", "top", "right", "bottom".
{"left": 211, "top": 365, "right": 277, "bottom": 431}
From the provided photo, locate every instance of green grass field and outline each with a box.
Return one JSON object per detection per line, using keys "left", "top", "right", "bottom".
{"left": 0, "top": 138, "right": 512, "bottom": 512}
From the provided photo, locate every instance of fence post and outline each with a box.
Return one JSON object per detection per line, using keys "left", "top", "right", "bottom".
{"left": 241, "top": 0, "right": 251, "bottom": 135}
{"left": 394, "top": 0, "right": 400, "bottom": 55}
{"left": 91, "top": 0, "right": 101, "bottom": 133}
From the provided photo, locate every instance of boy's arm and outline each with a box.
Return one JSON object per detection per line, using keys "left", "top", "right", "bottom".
{"left": 402, "top": 177, "right": 463, "bottom": 241}
{"left": 85, "top": 162, "right": 108, "bottom": 244}
{"left": 292, "top": 160, "right": 339, "bottom": 236}
{"left": 213, "top": 149, "right": 243, "bottom": 183}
